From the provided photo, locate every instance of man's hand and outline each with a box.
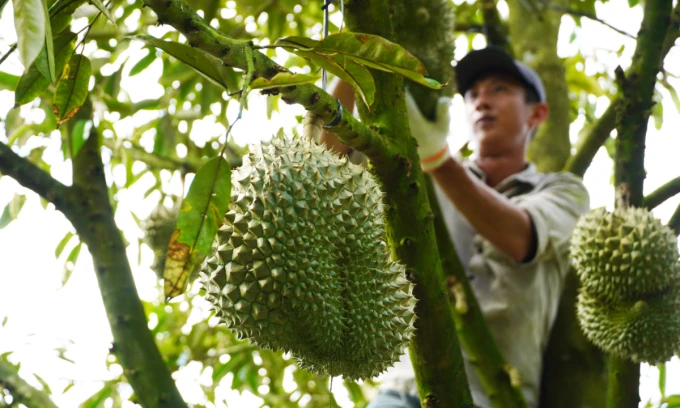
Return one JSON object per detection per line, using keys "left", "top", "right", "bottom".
{"left": 405, "top": 91, "right": 453, "bottom": 172}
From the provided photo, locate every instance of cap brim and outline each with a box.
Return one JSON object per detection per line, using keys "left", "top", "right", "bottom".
{"left": 455, "top": 47, "right": 525, "bottom": 96}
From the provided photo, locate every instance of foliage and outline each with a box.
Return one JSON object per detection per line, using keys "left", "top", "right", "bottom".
{"left": 0, "top": 0, "right": 679, "bottom": 406}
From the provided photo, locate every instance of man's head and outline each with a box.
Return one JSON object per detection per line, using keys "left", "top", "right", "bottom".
{"left": 455, "top": 47, "right": 549, "bottom": 156}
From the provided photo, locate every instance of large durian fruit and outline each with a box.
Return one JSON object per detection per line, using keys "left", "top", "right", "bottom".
{"left": 199, "top": 136, "right": 416, "bottom": 380}
{"left": 571, "top": 207, "right": 679, "bottom": 301}
{"left": 577, "top": 282, "right": 680, "bottom": 364}
{"left": 571, "top": 206, "right": 680, "bottom": 364}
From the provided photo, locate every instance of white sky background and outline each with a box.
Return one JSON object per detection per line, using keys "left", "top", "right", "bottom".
{"left": 0, "top": 0, "right": 680, "bottom": 407}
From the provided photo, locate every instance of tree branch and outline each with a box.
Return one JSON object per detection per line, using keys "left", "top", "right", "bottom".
{"left": 426, "top": 178, "right": 528, "bottom": 407}
{"left": 141, "top": 0, "right": 389, "bottom": 165}
{"left": 542, "top": 2, "right": 636, "bottom": 39}
{"left": 608, "top": 0, "right": 672, "bottom": 405}
{"left": 0, "top": 142, "right": 72, "bottom": 213}
{"left": 565, "top": 0, "right": 680, "bottom": 177}
{"left": 0, "top": 360, "right": 59, "bottom": 408}
{"left": 642, "top": 176, "right": 680, "bottom": 210}
{"left": 564, "top": 98, "right": 618, "bottom": 177}
{"left": 480, "top": 0, "right": 513, "bottom": 54}
{"left": 68, "top": 123, "right": 186, "bottom": 407}
{"left": 669, "top": 202, "right": 680, "bottom": 236}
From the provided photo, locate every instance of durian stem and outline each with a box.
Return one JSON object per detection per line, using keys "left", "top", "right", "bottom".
{"left": 0, "top": 360, "right": 59, "bottom": 408}
{"left": 425, "top": 178, "right": 528, "bottom": 408}
{"left": 606, "top": 357, "right": 640, "bottom": 408}
{"left": 141, "top": 0, "right": 390, "bottom": 165}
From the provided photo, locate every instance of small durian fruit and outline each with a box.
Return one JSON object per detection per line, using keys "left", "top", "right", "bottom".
{"left": 577, "top": 277, "right": 680, "bottom": 364}
{"left": 570, "top": 207, "right": 679, "bottom": 301}
{"left": 199, "top": 136, "right": 416, "bottom": 380}
{"left": 142, "top": 201, "right": 179, "bottom": 278}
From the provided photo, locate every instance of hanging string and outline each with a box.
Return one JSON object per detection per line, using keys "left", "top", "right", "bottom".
{"left": 321, "top": 0, "right": 344, "bottom": 91}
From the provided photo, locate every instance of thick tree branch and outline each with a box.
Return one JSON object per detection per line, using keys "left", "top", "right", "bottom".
{"left": 480, "top": 0, "right": 513, "bottom": 54}
{"left": 68, "top": 126, "right": 186, "bottom": 408}
{"left": 0, "top": 143, "right": 72, "bottom": 213}
{"left": 426, "top": 179, "right": 528, "bottom": 407}
{"left": 565, "top": 0, "right": 680, "bottom": 177}
{"left": 0, "top": 360, "right": 58, "bottom": 408}
{"left": 609, "top": 0, "right": 672, "bottom": 405}
{"left": 643, "top": 176, "right": 680, "bottom": 210}
{"left": 141, "top": 0, "right": 389, "bottom": 164}
{"left": 564, "top": 99, "right": 618, "bottom": 177}
{"left": 345, "top": 2, "right": 472, "bottom": 407}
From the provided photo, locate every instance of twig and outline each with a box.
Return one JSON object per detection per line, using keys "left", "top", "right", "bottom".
{"left": 142, "top": 0, "right": 390, "bottom": 164}
{"left": 0, "top": 44, "right": 17, "bottom": 67}
{"left": 542, "top": 2, "right": 637, "bottom": 39}
{"left": 642, "top": 176, "right": 680, "bottom": 210}
{"left": 0, "top": 142, "right": 72, "bottom": 212}
{"left": 0, "top": 360, "right": 59, "bottom": 408}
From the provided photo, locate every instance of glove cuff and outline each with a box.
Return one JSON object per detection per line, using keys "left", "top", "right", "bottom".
{"left": 420, "top": 144, "right": 450, "bottom": 172}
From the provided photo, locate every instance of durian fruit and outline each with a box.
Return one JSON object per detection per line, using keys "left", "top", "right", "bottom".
{"left": 570, "top": 207, "right": 679, "bottom": 301}
{"left": 199, "top": 136, "right": 416, "bottom": 380}
{"left": 577, "top": 279, "right": 680, "bottom": 364}
{"left": 142, "top": 201, "right": 179, "bottom": 278}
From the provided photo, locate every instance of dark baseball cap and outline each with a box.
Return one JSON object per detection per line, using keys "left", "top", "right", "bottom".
{"left": 455, "top": 46, "right": 546, "bottom": 102}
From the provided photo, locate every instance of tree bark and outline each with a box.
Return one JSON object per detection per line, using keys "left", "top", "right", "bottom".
{"left": 0, "top": 360, "right": 59, "bottom": 408}
{"left": 507, "top": 0, "right": 572, "bottom": 173}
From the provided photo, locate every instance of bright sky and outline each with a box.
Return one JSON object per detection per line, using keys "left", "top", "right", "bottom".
{"left": 1, "top": 0, "right": 680, "bottom": 407}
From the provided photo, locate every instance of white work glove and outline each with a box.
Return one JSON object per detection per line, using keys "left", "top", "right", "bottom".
{"left": 405, "top": 90, "right": 453, "bottom": 172}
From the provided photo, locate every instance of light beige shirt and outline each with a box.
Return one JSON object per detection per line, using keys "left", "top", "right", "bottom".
{"left": 375, "top": 159, "right": 590, "bottom": 408}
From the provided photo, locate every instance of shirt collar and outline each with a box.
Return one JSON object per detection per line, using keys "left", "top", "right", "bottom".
{"left": 465, "top": 159, "right": 542, "bottom": 191}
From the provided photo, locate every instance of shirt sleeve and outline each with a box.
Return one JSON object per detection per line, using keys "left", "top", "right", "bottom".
{"left": 516, "top": 172, "right": 590, "bottom": 270}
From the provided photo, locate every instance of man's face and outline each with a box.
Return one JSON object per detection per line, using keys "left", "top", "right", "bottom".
{"left": 464, "top": 72, "right": 546, "bottom": 154}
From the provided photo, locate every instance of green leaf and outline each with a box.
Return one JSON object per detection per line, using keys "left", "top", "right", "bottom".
{"left": 134, "top": 35, "right": 235, "bottom": 91}
{"left": 128, "top": 48, "right": 156, "bottom": 76}
{"left": 249, "top": 72, "right": 320, "bottom": 90}
{"left": 0, "top": 72, "right": 19, "bottom": 91}
{"left": 54, "top": 231, "right": 74, "bottom": 258}
{"left": 33, "top": 373, "right": 52, "bottom": 394}
{"left": 14, "top": 31, "right": 77, "bottom": 106}
{"left": 0, "top": 194, "right": 27, "bottom": 229}
{"left": 659, "top": 362, "right": 666, "bottom": 398}
{"left": 666, "top": 395, "right": 680, "bottom": 408}
{"left": 163, "top": 156, "right": 231, "bottom": 299}
{"left": 1, "top": 316, "right": 7, "bottom": 327}
{"left": 69, "top": 119, "right": 92, "bottom": 158}
{"left": 33, "top": 0, "right": 56, "bottom": 83}
{"left": 627, "top": 0, "right": 639, "bottom": 7}
{"left": 82, "top": 382, "right": 114, "bottom": 408}
{"left": 53, "top": 54, "right": 91, "bottom": 126}
{"left": 49, "top": 0, "right": 87, "bottom": 34}
{"left": 88, "top": 0, "right": 115, "bottom": 26}
{"left": 13, "top": 0, "right": 46, "bottom": 69}
{"left": 285, "top": 47, "right": 375, "bottom": 108}
{"left": 278, "top": 33, "right": 445, "bottom": 90}
{"left": 61, "top": 382, "right": 75, "bottom": 394}
{"left": 61, "top": 241, "right": 81, "bottom": 286}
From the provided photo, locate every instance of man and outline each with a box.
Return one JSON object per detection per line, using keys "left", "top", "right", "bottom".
{"left": 320, "top": 46, "right": 590, "bottom": 408}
